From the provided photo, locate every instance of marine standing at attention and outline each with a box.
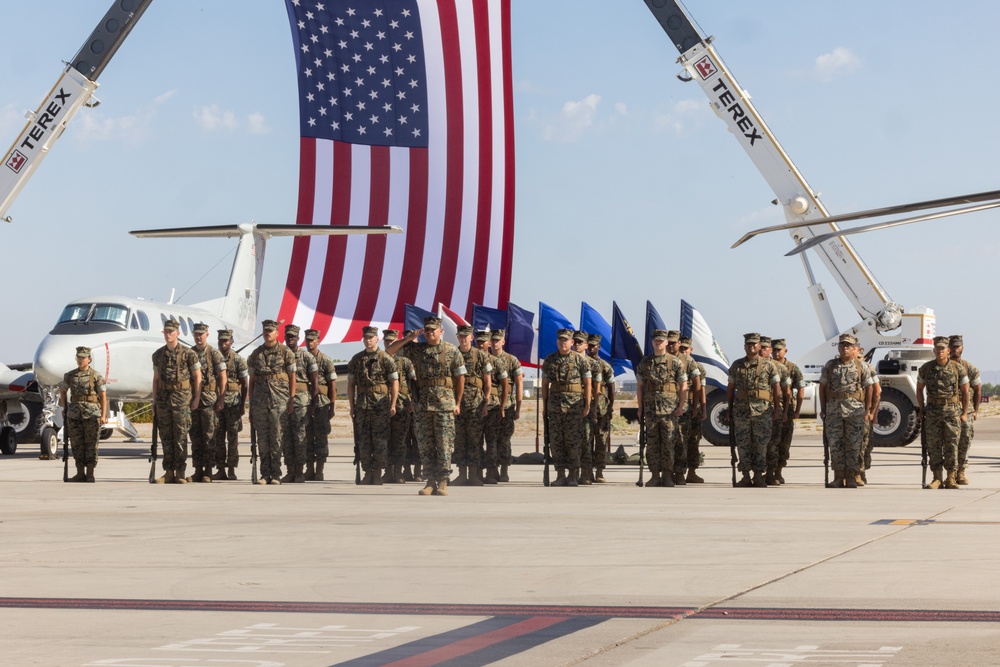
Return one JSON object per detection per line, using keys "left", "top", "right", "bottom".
{"left": 820, "top": 333, "right": 874, "bottom": 489}
{"left": 247, "top": 319, "right": 297, "bottom": 485}
{"left": 214, "top": 329, "right": 248, "bottom": 480}
{"left": 727, "top": 332, "right": 780, "bottom": 488}
{"left": 636, "top": 329, "right": 687, "bottom": 487}
{"left": 347, "top": 326, "right": 398, "bottom": 485}
{"left": 587, "top": 334, "right": 615, "bottom": 484}
{"left": 189, "top": 322, "right": 227, "bottom": 483}
{"left": 382, "top": 329, "right": 416, "bottom": 484}
{"left": 572, "top": 330, "right": 601, "bottom": 485}
{"left": 948, "top": 335, "right": 980, "bottom": 485}
{"left": 769, "top": 338, "right": 804, "bottom": 484}
{"left": 281, "top": 324, "right": 318, "bottom": 483}
{"left": 304, "top": 328, "right": 337, "bottom": 482}
{"left": 60, "top": 346, "right": 107, "bottom": 483}
{"left": 490, "top": 329, "right": 522, "bottom": 482}
{"left": 479, "top": 329, "right": 508, "bottom": 485}
{"left": 917, "top": 336, "right": 969, "bottom": 490}
{"left": 668, "top": 330, "right": 701, "bottom": 486}
{"left": 151, "top": 318, "right": 202, "bottom": 484}
{"left": 677, "top": 337, "right": 705, "bottom": 484}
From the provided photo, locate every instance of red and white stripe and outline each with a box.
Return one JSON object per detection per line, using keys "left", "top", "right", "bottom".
{"left": 279, "top": 0, "right": 514, "bottom": 343}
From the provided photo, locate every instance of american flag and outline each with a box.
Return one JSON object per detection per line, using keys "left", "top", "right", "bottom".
{"left": 278, "top": 0, "right": 515, "bottom": 343}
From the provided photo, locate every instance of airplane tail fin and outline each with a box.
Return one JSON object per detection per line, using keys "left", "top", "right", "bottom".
{"left": 130, "top": 223, "right": 401, "bottom": 334}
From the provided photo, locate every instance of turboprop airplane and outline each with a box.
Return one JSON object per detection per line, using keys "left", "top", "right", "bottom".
{"left": 9, "top": 222, "right": 399, "bottom": 459}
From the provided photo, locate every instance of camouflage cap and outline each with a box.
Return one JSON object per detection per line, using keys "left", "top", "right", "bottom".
{"left": 838, "top": 333, "right": 858, "bottom": 346}
{"left": 572, "top": 330, "right": 588, "bottom": 342}
{"left": 423, "top": 316, "right": 442, "bottom": 329}
{"left": 76, "top": 346, "right": 91, "bottom": 358}
{"left": 475, "top": 330, "right": 491, "bottom": 342}
{"left": 362, "top": 326, "right": 379, "bottom": 338}
{"left": 217, "top": 329, "right": 233, "bottom": 340}
{"left": 304, "top": 329, "right": 320, "bottom": 341}
{"left": 743, "top": 332, "right": 760, "bottom": 344}
{"left": 933, "top": 335, "right": 949, "bottom": 349}
{"left": 491, "top": 329, "right": 505, "bottom": 341}
{"left": 758, "top": 335, "right": 772, "bottom": 347}
{"left": 192, "top": 322, "right": 210, "bottom": 334}
{"left": 261, "top": 319, "right": 279, "bottom": 331}
{"left": 949, "top": 334, "right": 963, "bottom": 347}
{"left": 771, "top": 338, "right": 786, "bottom": 350}
{"left": 652, "top": 329, "right": 670, "bottom": 341}
{"left": 163, "top": 318, "right": 180, "bottom": 332}
{"left": 666, "top": 330, "right": 681, "bottom": 342}
{"left": 382, "top": 329, "right": 399, "bottom": 342}
{"left": 678, "top": 336, "right": 693, "bottom": 349}
{"left": 556, "top": 328, "right": 573, "bottom": 340}
{"left": 587, "top": 333, "right": 602, "bottom": 345}
{"left": 284, "top": 324, "right": 301, "bottom": 338}
{"left": 456, "top": 324, "right": 473, "bottom": 336}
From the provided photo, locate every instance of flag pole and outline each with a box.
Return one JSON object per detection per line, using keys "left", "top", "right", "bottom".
{"left": 534, "top": 335, "right": 541, "bottom": 454}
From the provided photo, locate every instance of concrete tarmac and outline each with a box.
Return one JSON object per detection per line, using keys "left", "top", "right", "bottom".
{"left": 2, "top": 418, "right": 999, "bottom": 666}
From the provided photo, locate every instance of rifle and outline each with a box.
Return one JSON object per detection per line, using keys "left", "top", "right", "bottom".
{"left": 353, "top": 413, "right": 362, "bottom": 485}
{"left": 148, "top": 415, "right": 158, "bottom": 483}
{"left": 920, "top": 411, "right": 928, "bottom": 488}
{"left": 822, "top": 416, "right": 831, "bottom": 487}
{"left": 542, "top": 410, "right": 551, "bottom": 486}
{"left": 636, "top": 414, "right": 646, "bottom": 487}
{"left": 62, "top": 418, "right": 70, "bottom": 483}
{"left": 250, "top": 422, "right": 259, "bottom": 485}
{"left": 728, "top": 398, "right": 737, "bottom": 487}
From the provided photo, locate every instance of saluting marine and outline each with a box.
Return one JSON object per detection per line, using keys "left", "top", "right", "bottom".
{"left": 727, "top": 332, "right": 780, "bottom": 488}
{"left": 247, "top": 319, "right": 297, "bottom": 485}
{"left": 304, "top": 328, "right": 337, "bottom": 481}
{"left": 636, "top": 329, "right": 687, "bottom": 487}
{"left": 152, "top": 318, "right": 203, "bottom": 484}
{"left": 917, "top": 336, "right": 969, "bottom": 490}
{"left": 214, "top": 329, "right": 248, "bottom": 480}
{"left": 60, "top": 346, "right": 107, "bottom": 483}
{"left": 347, "top": 326, "right": 399, "bottom": 485}
{"left": 820, "top": 333, "right": 875, "bottom": 489}
{"left": 189, "top": 322, "right": 227, "bottom": 483}
{"left": 949, "top": 335, "right": 980, "bottom": 485}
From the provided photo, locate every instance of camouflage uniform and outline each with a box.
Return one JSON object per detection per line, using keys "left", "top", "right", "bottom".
{"left": 774, "top": 356, "right": 804, "bottom": 473}
{"left": 859, "top": 360, "right": 879, "bottom": 473}
{"left": 674, "top": 354, "right": 702, "bottom": 477}
{"left": 590, "top": 355, "right": 614, "bottom": 474}
{"left": 348, "top": 347, "right": 398, "bottom": 478}
{"left": 820, "top": 356, "right": 874, "bottom": 478}
{"left": 954, "top": 357, "right": 980, "bottom": 477}
{"left": 215, "top": 345, "right": 248, "bottom": 473}
{"left": 543, "top": 346, "right": 591, "bottom": 480}
{"left": 637, "top": 352, "right": 686, "bottom": 482}
{"left": 765, "top": 356, "right": 791, "bottom": 479}
{"left": 683, "top": 359, "right": 707, "bottom": 472}
{"left": 281, "top": 344, "right": 317, "bottom": 480}
{"left": 492, "top": 348, "right": 522, "bottom": 474}
{"left": 189, "top": 342, "right": 226, "bottom": 480}
{"left": 248, "top": 340, "right": 297, "bottom": 482}
{"left": 398, "top": 339, "right": 466, "bottom": 485}
{"left": 62, "top": 366, "right": 105, "bottom": 469}
{"left": 387, "top": 351, "right": 416, "bottom": 475}
{"left": 918, "top": 357, "right": 968, "bottom": 478}
{"left": 577, "top": 349, "right": 601, "bottom": 479}
{"left": 454, "top": 345, "right": 492, "bottom": 472}
{"left": 307, "top": 347, "right": 338, "bottom": 468}
{"left": 729, "top": 355, "right": 779, "bottom": 476}
{"left": 481, "top": 350, "right": 507, "bottom": 482}
{"left": 152, "top": 343, "right": 201, "bottom": 478}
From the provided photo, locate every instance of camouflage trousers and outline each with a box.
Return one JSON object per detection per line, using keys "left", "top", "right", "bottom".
{"left": 306, "top": 404, "right": 332, "bottom": 463}
{"left": 579, "top": 417, "right": 593, "bottom": 469}
{"left": 675, "top": 413, "right": 696, "bottom": 473}
{"left": 189, "top": 405, "right": 218, "bottom": 472}
{"left": 354, "top": 407, "right": 390, "bottom": 472}
{"left": 958, "top": 418, "right": 975, "bottom": 472}
{"left": 66, "top": 415, "right": 100, "bottom": 466}
{"left": 413, "top": 410, "right": 455, "bottom": 483}
{"left": 280, "top": 399, "right": 309, "bottom": 471}
{"left": 644, "top": 412, "right": 677, "bottom": 475}
{"left": 213, "top": 402, "right": 243, "bottom": 469}
{"left": 387, "top": 409, "right": 412, "bottom": 467}
{"left": 548, "top": 409, "right": 584, "bottom": 470}
{"left": 155, "top": 396, "right": 191, "bottom": 474}
{"left": 767, "top": 418, "right": 795, "bottom": 469}
{"left": 924, "top": 406, "right": 960, "bottom": 473}
{"left": 683, "top": 413, "right": 704, "bottom": 469}
{"left": 482, "top": 407, "right": 507, "bottom": 470}
{"left": 405, "top": 420, "right": 421, "bottom": 466}
{"left": 733, "top": 405, "right": 772, "bottom": 473}
{"left": 591, "top": 411, "right": 611, "bottom": 469}
{"left": 860, "top": 420, "right": 875, "bottom": 471}
{"left": 250, "top": 402, "right": 283, "bottom": 480}
{"left": 493, "top": 407, "right": 516, "bottom": 467}
{"left": 825, "top": 410, "right": 864, "bottom": 473}
{"left": 454, "top": 404, "right": 485, "bottom": 468}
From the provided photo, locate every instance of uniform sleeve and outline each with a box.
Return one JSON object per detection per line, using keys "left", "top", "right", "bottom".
{"left": 675, "top": 359, "right": 687, "bottom": 384}
{"left": 957, "top": 363, "right": 970, "bottom": 386}
{"left": 768, "top": 361, "right": 780, "bottom": 385}
{"left": 247, "top": 351, "right": 258, "bottom": 376}
{"left": 214, "top": 350, "right": 226, "bottom": 373}
{"left": 237, "top": 357, "right": 250, "bottom": 379}
{"left": 382, "top": 354, "right": 399, "bottom": 382}
{"left": 188, "top": 350, "right": 202, "bottom": 373}
{"left": 95, "top": 372, "right": 107, "bottom": 393}
{"left": 969, "top": 364, "right": 981, "bottom": 387}
{"left": 727, "top": 361, "right": 738, "bottom": 384}
{"left": 346, "top": 356, "right": 358, "bottom": 380}
{"left": 509, "top": 357, "right": 523, "bottom": 377}
{"left": 580, "top": 357, "right": 592, "bottom": 380}
{"left": 284, "top": 348, "right": 297, "bottom": 373}
{"left": 819, "top": 362, "right": 830, "bottom": 386}
{"left": 451, "top": 348, "right": 467, "bottom": 377}
{"left": 792, "top": 366, "right": 806, "bottom": 388}
{"left": 405, "top": 359, "right": 417, "bottom": 380}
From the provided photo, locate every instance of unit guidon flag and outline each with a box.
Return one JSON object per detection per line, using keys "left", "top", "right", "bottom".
{"left": 279, "top": 0, "right": 515, "bottom": 343}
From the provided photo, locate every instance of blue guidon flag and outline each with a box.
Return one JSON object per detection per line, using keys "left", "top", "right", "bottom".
{"left": 279, "top": 0, "right": 515, "bottom": 343}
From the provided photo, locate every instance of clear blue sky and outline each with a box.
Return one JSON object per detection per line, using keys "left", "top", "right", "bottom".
{"left": 2, "top": 1, "right": 999, "bottom": 370}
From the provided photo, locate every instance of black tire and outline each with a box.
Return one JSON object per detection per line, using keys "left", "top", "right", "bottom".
{"left": 702, "top": 390, "right": 730, "bottom": 446}
{"left": 8, "top": 401, "right": 41, "bottom": 443}
{"left": 0, "top": 426, "right": 16, "bottom": 455}
{"left": 100, "top": 428, "right": 113, "bottom": 441}
{"left": 40, "top": 426, "right": 58, "bottom": 459}
{"left": 873, "top": 387, "right": 919, "bottom": 447}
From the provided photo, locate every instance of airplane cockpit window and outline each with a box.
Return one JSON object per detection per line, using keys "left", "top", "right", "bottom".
{"left": 57, "top": 304, "right": 92, "bottom": 324}
{"left": 137, "top": 310, "right": 150, "bottom": 331}
{"left": 91, "top": 304, "right": 129, "bottom": 328}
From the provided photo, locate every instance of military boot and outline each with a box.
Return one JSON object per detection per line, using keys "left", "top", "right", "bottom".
{"left": 579, "top": 467, "right": 593, "bottom": 485}
{"left": 413, "top": 463, "right": 424, "bottom": 482}
{"left": 468, "top": 467, "right": 484, "bottom": 486}
{"left": 567, "top": 469, "right": 579, "bottom": 487}
{"left": 268, "top": 477, "right": 281, "bottom": 485}
{"left": 552, "top": 469, "right": 568, "bottom": 487}
{"left": 451, "top": 466, "right": 469, "bottom": 486}
{"left": 315, "top": 460, "right": 325, "bottom": 481}
{"left": 752, "top": 471, "right": 767, "bottom": 488}
{"left": 380, "top": 467, "right": 393, "bottom": 483}
{"left": 395, "top": 464, "right": 408, "bottom": 483}
{"left": 85, "top": 465, "right": 96, "bottom": 483}
{"left": 765, "top": 468, "right": 777, "bottom": 486}
{"left": 484, "top": 466, "right": 499, "bottom": 484}
{"left": 645, "top": 471, "right": 661, "bottom": 487}
{"left": 280, "top": 468, "right": 295, "bottom": 484}
{"left": 418, "top": 480, "right": 435, "bottom": 496}
{"left": 661, "top": 471, "right": 675, "bottom": 487}
{"left": 956, "top": 469, "right": 969, "bottom": 485}
{"left": 686, "top": 468, "right": 705, "bottom": 484}
{"left": 944, "top": 470, "right": 959, "bottom": 489}
{"left": 774, "top": 467, "right": 786, "bottom": 485}
{"left": 433, "top": 478, "right": 449, "bottom": 496}
{"left": 826, "top": 470, "right": 845, "bottom": 488}
{"left": 70, "top": 464, "right": 87, "bottom": 483}
{"left": 293, "top": 465, "right": 306, "bottom": 483}
{"left": 927, "top": 467, "right": 943, "bottom": 490}
{"left": 673, "top": 471, "right": 686, "bottom": 486}
{"left": 499, "top": 464, "right": 510, "bottom": 483}
{"left": 371, "top": 468, "right": 384, "bottom": 485}
{"left": 227, "top": 466, "right": 237, "bottom": 480}
{"left": 854, "top": 471, "right": 865, "bottom": 487}
{"left": 360, "top": 469, "right": 374, "bottom": 485}
{"left": 154, "top": 470, "right": 173, "bottom": 485}
{"left": 201, "top": 468, "right": 213, "bottom": 483}
{"left": 594, "top": 467, "right": 606, "bottom": 483}
{"left": 212, "top": 467, "right": 227, "bottom": 481}
{"left": 172, "top": 470, "right": 188, "bottom": 484}
{"left": 736, "top": 471, "right": 753, "bottom": 487}
{"left": 304, "top": 462, "right": 316, "bottom": 481}
{"left": 845, "top": 470, "right": 858, "bottom": 489}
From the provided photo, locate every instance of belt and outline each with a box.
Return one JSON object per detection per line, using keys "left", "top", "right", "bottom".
{"left": 316, "top": 384, "right": 329, "bottom": 396}
{"left": 828, "top": 390, "right": 863, "bottom": 401}
{"left": 72, "top": 396, "right": 100, "bottom": 404}
{"left": 295, "top": 385, "right": 310, "bottom": 394}
{"left": 466, "top": 376, "right": 484, "bottom": 389}
{"left": 159, "top": 379, "right": 191, "bottom": 391}
{"left": 736, "top": 388, "right": 771, "bottom": 402}
{"left": 361, "top": 383, "right": 388, "bottom": 395}
{"left": 648, "top": 381, "right": 677, "bottom": 396}
{"left": 399, "top": 385, "right": 410, "bottom": 398}
{"left": 549, "top": 382, "right": 582, "bottom": 394}
{"left": 927, "top": 396, "right": 959, "bottom": 406}
{"left": 226, "top": 381, "right": 241, "bottom": 392}
{"left": 419, "top": 377, "right": 452, "bottom": 388}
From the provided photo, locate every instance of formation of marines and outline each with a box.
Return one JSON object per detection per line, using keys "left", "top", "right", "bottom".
{"left": 61, "top": 316, "right": 982, "bottom": 491}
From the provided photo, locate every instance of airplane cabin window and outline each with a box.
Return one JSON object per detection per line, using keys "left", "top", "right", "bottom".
{"left": 161, "top": 314, "right": 167, "bottom": 328}
{"left": 187, "top": 318, "right": 195, "bottom": 333}
{"left": 91, "top": 304, "right": 129, "bottom": 328}
{"left": 57, "top": 304, "right": 92, "bottom": 324}
{"left": 179, "top": 318, "right": 188, "bottom": 336}
{"left": 138, "top": 310, "right": 150, "bottom": 331}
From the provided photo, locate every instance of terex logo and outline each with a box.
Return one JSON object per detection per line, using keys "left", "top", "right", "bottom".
{"left": 5, "top": 150, "right": 27, "bottom": 174}
{"left": 20, "top": 88, "right": 71, "bottom": 152}
{"left": 711, "top": 78, "right": 763, "bottom": 146}
{"left": 693, "top": 55, "right": 717, "bottom": 80}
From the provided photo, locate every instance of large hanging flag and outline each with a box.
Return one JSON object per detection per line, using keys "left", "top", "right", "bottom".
{"left": 505, "top": 301, "right": 536, "bottom": 367}
{"left": 279, "top": 0, "right": 516, "bottom": 344}
{"left": 472, "top": 303, "right": 506, "bottom": 333}
{"left": 611, "top": 302, "right": 643, "bottom": 372}
{"left": 580, "top": 302, "right": 628, "bottom": 376}
{"left": 644, "top": 300, "right": 667, "bottom": 357}
{"left": 538, "top": 302, "right": 573, "bottom": 361}
{"left": 679, "top": 299, "right": 731, "bottom": 389}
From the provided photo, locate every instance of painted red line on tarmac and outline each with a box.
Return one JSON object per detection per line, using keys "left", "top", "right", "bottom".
{"left": 695, "top": 607, "right": 1000, "bottom": 622}
{"left": 380, "top": 616, "right": 566, "bottom": 667}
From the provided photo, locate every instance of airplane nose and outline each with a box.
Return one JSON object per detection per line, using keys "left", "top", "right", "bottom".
{"left": 33, "top": 336, "right": 73, "bottom": 386}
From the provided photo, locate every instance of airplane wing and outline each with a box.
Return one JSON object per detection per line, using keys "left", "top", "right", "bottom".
{"left": 130, "top": 224, "right": 403, "bottom": 239}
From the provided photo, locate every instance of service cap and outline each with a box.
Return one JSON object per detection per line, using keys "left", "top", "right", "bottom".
{"left": 933, "top": 335, "right": 949, "bottom": 349}
{"left": 76, "top": 346, "right": 91, "bottom": 358}
{"left": 556, "top": 328, "right": 574, "bottom": 340}
{"left": 362, "top": 326, "right": 379, "bottom": 338}
{"left": 587, "top": 333, "right": 602, "bottom": 345}
{"left": 491, "top": 329, "right": 505, "bottom": 341}
{"left": 573, "top": 330, "right": 588, "bottom": 342}
{"left": 949, "top": 334, "right": 963, "bottom": 347}
{"left": 666, "top": 330, "right": 681, "bottom": 342}
{"left": 758, "top": 335, "right": 772, "bottom": 347}
{"left": 192, "top": 322, "right": 209, "bottom": 334}
{"left": 217, "top": 329, "right": 233, "bottom": 340}
{"left": 423, "top": 316, "right": 442, "bottom": 329}
{"left": 163, "top": 318, "right": 180, "bottom": 332}
{"left": 284, "top": 324, "right": 301, "bottom": 338}
{"left": 382, "top": 329, "right": 399, "bottom": 342}
{"left": 456, "top": 324, "right": 473, "bottom": 336}
{"left": 261, "top": 319, "right": 279, "bottom": 331}
{"left": 475, "top": 330, "right": 490, "bottom": 342}
{"left": 771, "top": 338, "right": 786, "bottom": 350}
{"left": 304, "top": 329, "right": 320, "bottom": 341}
{"left": 838, "top": 333, "right": 858, "bottom": 346}
{"left": 743, "top": 332, "right": 760, "bottom": 344}
{"left": 679, "top": 336, "right": 693, "bottom": 349}
{"left": 652, "top": 329, "right": 670, "bottom": 341}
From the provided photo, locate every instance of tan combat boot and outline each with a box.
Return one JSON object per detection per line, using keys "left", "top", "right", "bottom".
{"left": 172, "top": 470, "right": 187, "bottom": 484}
{"left": 943, "top": 470, "right": 959, "bottom": 489}
{"left": 268, "top": 477, "right": 281, "bottom": 485}
{"left": 154, "top": 469, "right": 173, "bottom": 485}
{"left": 927, "top": 467, "right": 943, "bottom": 490}
{"left": 85, "top": 465, "right": 95, "bottom": 483}
{"left": 451, "top": 465, "right": 468, "bottom": 486}
{"left": 412, "top": 463, "right": 424, "bottom": 482}
{"left": 201, "top": 468, "right": 213, "bottom": 483}
{"left": 434, "top": 478, "right": 449, "bottom": 496}
{"left": 304, "top": 462, "right": 316, "bottom": 481}
{"left": 774, "top": 467, "right": 786, "bottom": 485}
{"left": 579, "top": 467, "right": 593, "bottom": 486}
{"left": 552, "top": 468, "right": 568, "bottom": 487}
{"left": 403, "top": 464, "right": 414, "bottom": 481}
{"left": 854, "top": 471, "right": 865, "bottom": 487}
{"left": 594, "top": 467, "right": 605, "bottom": 483}
{"left": 500, "top": 464, "right": 510, "bottom": 483}
{"left": 686, "top": 468, "right": 704, "bottom": 484}
{"left": 315, "top": 460, "right": 325, "bottom": 481}
{"left": 956, "top": 469, "right": 969, "bottom": 485}
{"left": 484, "top": 466, "right": 499, "bottom": 485}
{"left": 826, "top": 470, "right": 845, "bottom": 488}
{"left": 765, "top": 468, "right": 777, "bottom": 486}
{"left": 280, "top": 468, "right": 295, "bottom": 483}
{"left": 567, "top": 469, "right": 579, "bottom": 487}
{"left": 70, "top": 464, "right": 86, "bottom": 483}
{"left": 736, "top": 471, "right": 753, "bottom": 487}
{"left": 418, "top": 480, "right": 435, "bottom": 495}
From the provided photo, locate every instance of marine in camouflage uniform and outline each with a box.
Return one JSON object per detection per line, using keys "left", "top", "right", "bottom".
{"left": 188, "top": 323, "right": 227, "bottom": 483}
{"left": 479, "top": 331, "right": 509, "bottom": 485}
{"left": 247, "top": 319, "right": 297, "bottom": 484}
{"left": 572, "top": 330, "right": 600, "bottom": 485}
{"left": 637, "top": 329, "right": 687, "bottom": 488}
{"left": 280, "top": 325, "right": 318, "bottom": 483}
{"left": 668, "top": 331, "right": 701, "bottom": 486}
{"left": 819, "top": 333, "right": 875, "bottom": 489}
{"left": 770, "top": 339, "right": 804, "bottom": 484}
{"left": 214, "top": 329, "right": 248, "bottom": 480}
{"left": 490, "top": 329, "right": 522, "bottom": 483}
{"left": 949, "top": 335, "right": 980, "bottom": 485}
{"left": 452, "top": 327, "right": 493, "bottom": 486}
{"left": 383, "top": 329, "right": 415, "bottom": 483}
{"left": 59, "top": 346, "right": 107, "bottom": 482}
{"left": 678, "top": 337, "right": 706, "bottom": 483}
{"left": 856, "top": 346, "right": 881, "bottom": 486}
{"left": 304, "top": 328, "right": 337, "bottom": 482}
{"left": 727, "top": 332, "right": 781, "bottom": 488}
{"left": 348, "top": 326, "right": 399, "bottom": 485}
{"left": 152, "top": 318, "right": 202, "bottom": 484}
{"left": 917, "top": 336, "right": 969, "bottom": 489}
{"left": 586, "top": 333, "right": 615, "bottom": 484}
{"left": 400, "top": 330, "right": 424, "bottom": 482}
{"left": 759, "top": 336, "right": 787, "bottom": 486}
{"left": 387, "top": 316, "right": 466, "bottom": 496}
